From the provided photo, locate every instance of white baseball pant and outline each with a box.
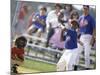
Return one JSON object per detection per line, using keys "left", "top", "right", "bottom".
{"left": 79, "top": 34, "right": 92, "bottom": 68}
{"left": 57, "top": 48, "right": 78, "bottom": 71}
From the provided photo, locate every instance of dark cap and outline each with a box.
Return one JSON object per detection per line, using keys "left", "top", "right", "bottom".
{"left": 83, "top": 5, "right": 89, "bottom": 9}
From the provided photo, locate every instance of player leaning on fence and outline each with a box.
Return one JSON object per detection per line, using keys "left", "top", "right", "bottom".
{"left": 27, "top": 6, "right": 47, "bottom": 44}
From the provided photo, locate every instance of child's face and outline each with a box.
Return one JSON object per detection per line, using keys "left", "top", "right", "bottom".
{"left": 40, "top": 9, "right": 46, "bottom": 15}
{"left": 16, "top": 40, "right": 27, "bottom": 48}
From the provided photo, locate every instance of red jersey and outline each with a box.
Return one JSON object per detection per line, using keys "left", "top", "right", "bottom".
{"left": 11, "top": 47, "right": 24, "bottom": 61}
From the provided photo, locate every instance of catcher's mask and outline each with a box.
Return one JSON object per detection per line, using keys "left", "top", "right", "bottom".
{"left": 15, "top": 36, "right": 27, "bottom": 48}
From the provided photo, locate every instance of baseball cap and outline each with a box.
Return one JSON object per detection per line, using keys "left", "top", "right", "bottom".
{"left": 83, "top": 5, "right": 89, "bottom": 9}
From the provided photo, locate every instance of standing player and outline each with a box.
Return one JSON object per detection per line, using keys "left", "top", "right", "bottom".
{"left": 78, "top": 5, "right": 96, "bottom": 69}
{"left": 11, "top": 36, "right": 27, "bottom": 73}
{"left": 57, "top": 20, "right": 79, "bottom": 71}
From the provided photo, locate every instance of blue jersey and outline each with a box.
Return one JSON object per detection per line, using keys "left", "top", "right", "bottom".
{"left": 33, "top": 13, "right": 47, "bottom": 31}
{"left": 63, "top": 29, "right": 77, "bottom": 49}
{"left": 79, "top": 14, "right": 95, "bottom": 35}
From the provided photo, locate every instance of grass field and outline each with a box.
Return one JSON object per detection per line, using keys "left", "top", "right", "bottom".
{"left": 18, "top": 58, "right": 56, "bottom": 73}
{"left": 18, "top": 66, "right": 40, "bottom": 73}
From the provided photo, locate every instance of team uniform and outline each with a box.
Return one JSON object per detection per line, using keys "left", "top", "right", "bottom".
{"left": 57, "top": 28, "right": 79, "bottom": 71}
{"left": 27, "top": 13, "right": 47, "bottom": 34}
{"left": 33, "top": 13, "right": 47, "bottom": 32}
{"left": 78, "top": 14, "right": 95, "bottom": 68}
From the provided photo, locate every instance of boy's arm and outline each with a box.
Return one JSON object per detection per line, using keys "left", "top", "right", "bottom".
{"left": 36, "top": 18, "right": 46, "bottom": 26}
{"left": 60, "top": 27, "right": 67, "bottom": 41}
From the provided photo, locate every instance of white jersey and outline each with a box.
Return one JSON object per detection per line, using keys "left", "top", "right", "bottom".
{"left": 46, "top": 10, "right": 60, "bottom": 28}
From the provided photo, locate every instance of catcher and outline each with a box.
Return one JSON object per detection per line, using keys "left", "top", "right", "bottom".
{"left": 11, "top": 36, "right": 27, "bottom": 73}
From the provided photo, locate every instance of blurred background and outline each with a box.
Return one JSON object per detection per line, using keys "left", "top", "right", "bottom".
{"left": 11, "top": 0, "right": 96, "bottom": 73}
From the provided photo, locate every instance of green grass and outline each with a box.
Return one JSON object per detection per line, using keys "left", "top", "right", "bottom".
{"left": 21, "top": 58, "right": 56, "bottom": 73}
{"left": 18, "top": 66, "right": 40, "bottom": 73}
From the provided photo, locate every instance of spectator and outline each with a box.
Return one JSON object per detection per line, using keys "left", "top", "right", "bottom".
{"left": 63, "top": 4, "right": 75, "bottom": 29}
{"left": 14, "top": 5, "right": 29, "bottom": 37}
{"left": 46, "top": 4, "right": 62, "bottom": 47}
{"left": 49, "top": 10, "right": 66, "bottom": 49}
